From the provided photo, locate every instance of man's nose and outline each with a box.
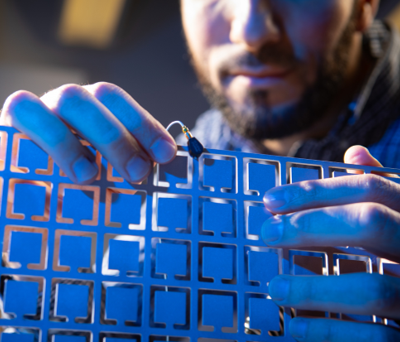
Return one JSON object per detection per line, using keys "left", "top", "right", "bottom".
{"left": 230, "top": 0, "right": 281, "bottom": 53}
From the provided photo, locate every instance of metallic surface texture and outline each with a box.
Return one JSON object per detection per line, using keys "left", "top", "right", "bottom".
{"left": 0, "top": 126, "right": 399, "bottom": 341}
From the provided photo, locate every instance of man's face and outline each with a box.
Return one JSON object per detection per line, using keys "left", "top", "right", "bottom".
{"left": 181, "top": 0, "right": 360, "bottom": 139}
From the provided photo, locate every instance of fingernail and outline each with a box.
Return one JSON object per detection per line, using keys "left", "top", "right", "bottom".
{"left": 269, "top": 276, "right": 290, "bottom": 301}
{"left": 290, "top": 318, "right": 308, "bottom": 340}
{"left": 150, "top": 137, "right": 176, "bottom": 163}
{"left": 126, "top": 155, "right": 151, "bottom": 182}
{"left": 72, "top": 156, "right": 98, "bottom": 182}
{"left": 264, "top": 188, "right": 287, "bottom": 210}
{"left": 261, "top": 216, "right": 283, "bottom": 244}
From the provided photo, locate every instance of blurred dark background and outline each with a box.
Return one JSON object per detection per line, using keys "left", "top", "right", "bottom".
{"left": 0, "top": 0, "right": 399, "bottom": 135}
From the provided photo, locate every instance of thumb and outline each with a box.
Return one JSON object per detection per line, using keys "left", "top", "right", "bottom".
{"left": 344, "top": 145, "right": 383, "bottom": 167}
{"left": 344, "top": 145, "right": 396, "bottom": 178}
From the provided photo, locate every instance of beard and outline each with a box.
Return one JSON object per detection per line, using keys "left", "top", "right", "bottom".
{"left": 191, "top": 16, "right": 357, "bottom": 140}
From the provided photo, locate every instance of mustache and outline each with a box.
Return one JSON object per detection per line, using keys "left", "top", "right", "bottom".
{"left": 219, "top": 44, "right": 297, "bottom": 75}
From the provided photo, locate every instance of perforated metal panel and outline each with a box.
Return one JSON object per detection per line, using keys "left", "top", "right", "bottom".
{"left": 0, "top": 126, "right": 399, "bottom": 341}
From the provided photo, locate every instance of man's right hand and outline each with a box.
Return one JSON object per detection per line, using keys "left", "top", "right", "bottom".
{"left": 0, "top": 82, "right": 177, "bottom": 184}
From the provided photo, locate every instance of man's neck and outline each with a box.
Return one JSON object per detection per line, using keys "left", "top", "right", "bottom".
{"left": 262, "top": 34, "right": 376, "bottom": 157}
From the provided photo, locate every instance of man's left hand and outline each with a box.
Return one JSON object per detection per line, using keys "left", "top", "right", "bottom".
{"left": 261, "top": 145, "right": 400, "bottom": 342}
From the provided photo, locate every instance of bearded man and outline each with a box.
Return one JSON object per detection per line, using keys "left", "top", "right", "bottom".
{"left": 2, "top": 0, "right": 400, "bottom": 341}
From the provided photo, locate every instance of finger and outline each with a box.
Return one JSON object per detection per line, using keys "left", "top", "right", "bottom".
{"left": 344, "top": 145, "right": 383, "bottom": 169}
{"left": 263, "top": 173, "right": 400, "bottom": 214}
{"left": 41, "top": 84, "right": 152, "bottom": 183}
{"left": 261, "top": 202, "right": 400, "bottom": 259}
{"left": 269, "top": 273, "right": 400, "bottom": 319}
{"left": 344, "top": 145, "right": 397, "bottom": 178}
{"left": 289, "top": 317, "right": 400, "bottom": 342}
{"left": 2, "top": 90, "right": 98, "bottom": 184}
{"left": 83, "top": 82, "right": 177, "bottom": 164}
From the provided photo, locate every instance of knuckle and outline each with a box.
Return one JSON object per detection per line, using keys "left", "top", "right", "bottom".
{"left": 54, "top": 84, "right": 101, "bottom": 120}
{"left": 364, "top": 274, "right": 396, "bottom": 311}
{"left": 358, "top": 202, "right": 386, "bottom": 228}
{"left": 365, "top": 274, "right": 385, "bottom": 298}
{"left": 88, "top": 82, "right": 120, "bottom": 99}
{"left": 363, "top": 173, "right": 384, "bottom": 189}
{"left": 85, "top": 82, "right": 152, "bottom": 138}
{"left": 299, "top": 180, "right": 319, "bottom": 197}
{"left": 4, "top": 90, "right": 35, "bottom": 113}
{"left": 289, "top": 180, "right": 320, "bottom": 205}
{"left": 357, "top": 202, "right": 395, "bottom": 244}
{"left": 290, "top": 211, "right": 311, "bottom": 234}
{"left": 293, "top": 179, "right": 330, "bottom": 206}
{"left": 51, "top": 84, "right": 90, "bottom": 113}
{"left": 295, "top": 276, "right": 319, "bottom": 302}
{"left": 361, "top": 173, "right": 389, "bottom": 196}
{"left": 306, "top": 277, "right": 319, "bottom": 299}
{"left": 57, "top": 83, "right": 86, "bottom": 98}
{"left": 321, "top": 321, "right": 336, "bottom": 341}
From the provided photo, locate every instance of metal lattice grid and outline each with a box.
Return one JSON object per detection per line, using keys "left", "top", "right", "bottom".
{"left": 0, "top": 126, "right": 399, "bottom": 342}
